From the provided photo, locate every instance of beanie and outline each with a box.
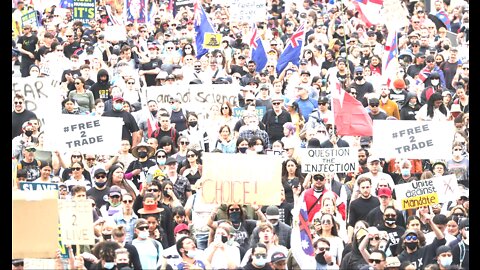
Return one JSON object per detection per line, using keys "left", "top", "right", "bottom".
{"left": 393, "top": 78, "right": 406, "bottom": 89}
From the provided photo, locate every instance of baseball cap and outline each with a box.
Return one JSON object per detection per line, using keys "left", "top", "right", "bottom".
{"left": 354, "top": 66, "right": 364, "bottom": 73}
{"left": 368, "top": 97, "right": 380, "bottom": 105}
{"left": 271, "top": 94, "right": 284, "bottom": 102}
{"left": 404, "top": 229, "right": 418, "bottom": 237}
{"left": 259, "top": 83, "right": 270, "bottom": 90}
{"left": 109, "top": 186, "right": 122, "bottom": 196}
{"left": 270, "top": 251, "right": 287, "bottom": 263}
{"left": 174, "top": 223, "right": 190, "bottom": 235}
{"left": 367, "top": 155, "right": 380, "bottom": 163}
{"left": 265, "top": 205, "right": 280, "bottom": 220}
{"left": 318, "top": 96, "right": 329, "bottom": 104}
{"left": 393, "top": 78, "right": 406, "bottom": 89}
{"left": 377, "top": 187, "right": 392, "bottom": 197}
{"left": 112, "top": 95, "right": 124, "bottom": 102}
{"left": 94, "top": 168, "right": 107, "bottom": 177}
{"left": 436, "top": 245, "right": 451, "bottom": 257}
{"left": 458, "top": 218, "right": 469, "bottom": 230}
{"left": 165, "top": 157, "right": 177, "bottom": 165}
{"left": 300, "top": 70, "right": 310, "bottom": 76}
{"left": 300, "top": 59, "right": 308, "bottom": 65}
{"left": 415, "top": 52, "right": 426, "bottom": 58}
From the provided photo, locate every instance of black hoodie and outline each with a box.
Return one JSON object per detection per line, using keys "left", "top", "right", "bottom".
{"left": 400, "top": 92, "right": 422, "bottom": 120}
{"left": 89, "top": 69, "right": 111, "bottom": 102}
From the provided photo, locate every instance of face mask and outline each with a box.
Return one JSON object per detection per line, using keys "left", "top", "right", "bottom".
{"left": 385, "top": 218, "right": 396, "bottom": 225}
{"left": 114, "top": 103, "right": 123, "bottom": 111}
{"left": 103, "top": 262, "right": 115, "bottom": 269}
{"left": 95, "top": 181, "right": 107, "bottom": 188}
{"left": 315, "top": 253, "right": 327, "bottom": 264}
{"left": 138, "top": 230, "right": 149, "bottom": 239}
{"left": 230, "top": 211, "right": 241, "bottom": 223}
{"left": 157, "top": 159, "right": 166, "bottom": 165}
{"left": 355, "top": 75, "right": 364, "bottom": 81}
{"left": 110, "top": 201, "right": 122, "bottom": 207}
{"left": 443, "top": 45, "right": 450, "bottom": 50}
{"left": 188, "top": 121, "right": 198, "bottom": 127}
{"left": 405, "top": 241, "right": 417, "bottom": 250}
{"left": 439, "top": 256, "right": 452, "bottom": 267}
{"left": 238, "top": 147, "right": 248, "bottom": 153}
{"left": 431, "top": 79, "right": 439, "bottom": 86}
{"left": 117, "top": 263, "right": 129, "bottom": 269}
{"left": 163, "top": 190, "right": 170, "bottom": 197}
{"left": 171, "top": 105, "right": 178, "bottom": 111}
{"left": 176, "top": 234, "right": 188, "bottom": 242}
{"left": 254, "top": 257, "right": 268, "bottom": 267}
{"left": 221, "top": 235, "right": 228, "bottom": 243}
{"left": 186, "top": 249, "right": 198, "bottom": 259}
{"left": 254, "top": 145, "right": 263, "bottom": 152}
{"left": 138, "top": 151, "right": 148, "bottom": 158}
{"left": 25, "top": 130, "right": 33, "bottom": 137}
{"left": 408, "top": 102, "right": 416, "bottom": 107}
{"left": 102, "top": 233, "right": 112, "bottom": 240}
{"left": 151, "top": 110, "right": 158, "bottom": 117}
{"left": 401, "top": 168, "right": 411, "bottom": 177}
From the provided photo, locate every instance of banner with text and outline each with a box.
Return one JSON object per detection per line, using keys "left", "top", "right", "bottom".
{"left": 394, "top": 174, "right": 459, "bottom": 210}
{"left": 233, "top": 106, "right": 266, "bottom": 119}
{"left": 59, "top": 200, "right": 95, "bottom": 245}
{"left": 200, "top": 153, "right": 282, "bottom": 205}
{"left": 21, "top": 11, "right": 39, "bottom": 27}
{"left": 12, "top": 77, "right": 64, "bottom": 126}
{"left": 229, "top": 0, "right": 266, "bottom": 23}
{"left": 298, "top": 147, "right": 358, "bottom": 173}
{"left": 72, "top": 0, "right": 96, "bottom": 24}
{"left": 24, "top": 259, "right": 56, "bottom": 270}
{"left": 43, "top": 115, "right": 123, "bottom": 155}
{"left": 146, "top": 84, "right": 239, "bottom": 119}
{"left": 19, "top": 182, "right": 60, "bottom": 191}
{"left": 372, "top": 120, "right": 455, "bottom": 159}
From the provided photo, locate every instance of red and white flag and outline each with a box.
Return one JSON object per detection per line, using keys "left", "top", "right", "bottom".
{"left": 352, "top": 0, "right": 384, "bottom": 28}
{"left": 330, "top": 76, "right": 373, "bottom": 136}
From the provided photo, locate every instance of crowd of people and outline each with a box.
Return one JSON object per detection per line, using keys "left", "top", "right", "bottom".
{"left": 12, "top": 0, "right": 469, "bottom": 269}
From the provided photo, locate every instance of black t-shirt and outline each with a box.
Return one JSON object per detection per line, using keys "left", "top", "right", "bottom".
{"left": 230, "top": 65, "right": 248, "bottom": 76}
{"left": 125, "top": 159, "right": 157, "bottom": 189}
{"left": 349, "top": 81, "right": 375, "bottom": 107}
{"left": 378, "top": 224, "right": 406, "bottom": 256}
{"left": 262, "top": 109, "right": 292, "bottom": 143}
{"left": 397, "top": 237, "right": 446, "bottom": 270}
{"left": 12, "top": 110, "right": 37, "bottom": 139}
{"left": 86, "top": 186, "right": 110, "bottom": 209}
{"left": 19, "top": 159, "right": 41, "bottom": 182}
{"left": 170, "top": 109, "right": 188, "bottom": 133}
{"left": 17, "top": 34, "right": 38, "bottom": 54}
{"left": 61, "top": 168, "right": 92, "bottom": 182}
{"left": 348, "top": 196, "right": 380, "bottom": 227}
{"left": 366, "top": 207, "right": 406, "bottom": 228}
{"left": 139, "top": 58, "right": 163, "bottom": 87}
{"left": 64, "top": 41, "right": 81, "bottom": 59}
{"left": 102, "top": 110, "right": 140, "bottom": 145}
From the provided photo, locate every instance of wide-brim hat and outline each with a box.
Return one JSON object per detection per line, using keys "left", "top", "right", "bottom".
{"left": 138, "top": 203, "right": 164, "bottom": 215}
{"left": 131, "top": 142, "right": 155, "bottom": 159}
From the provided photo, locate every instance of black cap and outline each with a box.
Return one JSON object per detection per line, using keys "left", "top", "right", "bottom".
{"left": 368, "top": 97, "right": 380, "bottom": 105}
{"left": 300, "top": 70, "right": 310, "bottom": 76}
{"left": 458, "top": 218, "right": 469, "bottom": 230}
{"left": 436, "top": 245, "right": 451, "bottom": 257}
{"left": 165, "top": 157, "right": 177, "bottom": 165}
{"left": 415, "top": 52, "right": 425, "bottom": 58}
{"left": 318, "top": 96, "right": 329, "bottom": 104}
{"left": 94, "top": 168, "right": 107, "bottom": 177}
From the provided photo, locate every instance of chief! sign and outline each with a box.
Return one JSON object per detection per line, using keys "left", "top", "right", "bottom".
{"left": 394, "top": 175, "right": 459, "bottom": 210}
{"left": 372, "top": 120, "right": 454, "bottom": 159}
{"left": 200, "top": 153, "right": 282, "bottom": 205}
{"left": 299, "top": 148, "right": 357, "bottom": 173}
{"left": 43, "top": 115, "right": 123, "bottom": 155}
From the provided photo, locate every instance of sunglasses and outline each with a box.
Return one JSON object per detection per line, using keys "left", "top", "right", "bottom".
{"left": 317, "top": 247, "right": 330, "bottom": 252}
{"left": 321, "top": 219, "right": 332, "bottom": 225}
{"left": 313, "top": 175, "right": 325, "bottom": 181}
{"left": 254, "top": 254, "right": 267, "bottom": 259}
{"left": 187, "top": 154, "right": 196, "bottom": 158}
{"left": 157, "top": 155, "right": 166, "bottom": 158}
{"left": 272, "top": 102, "right": 281, "bottom": 105}
{"left": 95, "top": 175, "right": 106, "bottom": 179}
{"left": 194, "top": 65, "right": 202, "bottom": 68}
{"left": 71, "top": 167, "right": 82, "bottom": 171}
{"left": 319, "top": 103, "right": 327, "bottom": 106}
{"left": 127, "top": 82, "right": 135, "bottom": 85}
{"left": 229, "top": 208, "right": 241, "bottom": 212}
{"left": 25, "top": 148, "right": 36, "bottom": 152}
{"left": 137, "top": 226, "right": 149, "bottom": 231}
{"left": 66, "top": 35, "right": 73, "bottom": 37}
{"left": 384, "top": 214, "right": 396, "bottom": 218}
{"left": 371, "top": 236, "right": 380, "bottom": 241}
{"left": 72, "top": 155, "right": 82, "bottom": 158}
{"left": 370, "top": 103, "right": 379, "bottom": 107}
{"left": 180, "top": 141, "right": 190, "bottom": 145}
{"left": 110, "top": 195, "right": 121, "bottom": 199}
{"left": 123, "top": 200, "right": 133, "bottom": 203}
{"left": 147, "top": 188, "right": 159, "bottom": 192}
{"left": 350, "top": 92, "right": 357, "bottom": 95}
{"left": 14, "top": 101, "right": 23, "bottom": 104}
{"left": 405, "top": 235, "right": 418, "bottom": 241}
{"left": 369, "top": 259, "right": 383, "bottom": 264}
{"left": 86, "top": 158, "right": 96, "bottom": 161}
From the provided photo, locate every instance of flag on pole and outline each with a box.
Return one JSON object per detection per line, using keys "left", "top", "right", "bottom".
{"left": 435, "top": 10, "right": 451, "bottom": 31}
{"left": 290, "top": 191, "right": 316, "bottom": 270}
{"left": 352, "top": 0, "right": 384, "bottom": 28}
{"left": 193, "top": 0, "right": 216, "bottom": 59}
{"left": 382, "top": 30, "right": 399, "bottom": 88}
{"left": 330, "top": 76, "right": 373, "bottom": 136}
{"left": 276, "top": 22, "right": 305, "bottom": 74}
{"left": 250, "top": 23, "right": 268, "bottom": 72}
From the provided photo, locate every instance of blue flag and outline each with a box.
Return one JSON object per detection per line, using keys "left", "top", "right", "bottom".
{"left": 436, "top": 10, "right": 451, "bottom": 31}
{"left": 193, "top": 1, "right": 216, "bottom": 59}
{"left": 276, "top": 23, "right": 305, "bottom": 74}
{"left": 60, "top": 0, "right": 74, "bottom": 9}
{"left": 250, "top": 24, "right": 268, "bottom": 72}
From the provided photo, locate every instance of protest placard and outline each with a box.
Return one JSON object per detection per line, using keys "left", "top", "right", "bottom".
{"left": 13, "top": 190, "right": 58, "bottom": 259}
{"left": 203, "top": 33, "right": 223, "bottom": 49}
{"left": 298, "top": 148, "right": 358, "bottom": 173}
{"left": 174, "top": 0, "right": 194, "bottom": 14}
{"left": 43, "top": 115, "right": 123, "bottom": 155}
{"left": 59, "top": 200, "right": 95, "bottom": 245}
{"left": 394, "top": 174, "right": 459, "bottom": 210}
{"left": 200, "top": 153, "right": 282, "bottom": 205}
{"left": 12, "top": 77, "right": 64, "bottom": 126}
{"left": 146, "top": 84, "right": 239, "bottom": 119}
{"left": 21, "top": 11, "right": 38, "bottom": 27}
{"left": 24, "top": 259, "right": 56, "bottom": 270}
{"left": 126, "top": 0, "right": 147, "bottom": 23}
{"left": 72, "top": 0, "right": 96, "bottom": 24}
{"left": 233, "top": 106, "right": 266, "bottom": 119}
{"left": 371, "top": 120, "right": 455, "bottom": 159}
{"left": 19, "top": 182, "right": 60, "bottom": 191}
{"left": 229, "top": 0, "right": 266, "bottom": 23}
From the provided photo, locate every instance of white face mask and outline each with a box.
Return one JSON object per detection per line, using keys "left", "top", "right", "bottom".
{"left": 138, "top": 231, "right": 149, "bottom": 239}
{"left": 431, "top": 79, "right": 439, "bottom": 86}
{"left": 176, "top": 234, "right": 188, "bottom": 242}
{"left": 254, "top": 145, "right": 263, "bottom": 152}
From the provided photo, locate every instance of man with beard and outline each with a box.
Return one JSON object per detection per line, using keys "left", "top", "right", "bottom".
{"left": 378, "top": 84, "right": 400, "bottom": 119}
{"left": 348, "top": 66, "right": 374, "bottom": 107}
{"left": 240, "top": 60, "right": 259, "bottom": 86}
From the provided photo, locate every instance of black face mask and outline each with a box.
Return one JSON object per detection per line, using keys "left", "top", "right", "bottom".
{"left": 405, "top": 241, "right": 418, "bottom": 250}
{"left": 25, "top": 130, "right": 33, "bottom": 137}
{"left": 138, "top": 152, "right": 148, "bottom": 158}
{"left": 151, "top": 110, "right": 158, "bottom": 117}
{"left": 188, "top": 121, "right": 198, "bottom": 128}
{"left": 117, "top": 263, "right": 130, "bottom": 269}
{"left": 355, "top": 75, "right": 364, "bottom": 81}
{"left": 163, "top": 190, "right": 170, "bottom": 197}
{"left": 221, "top": 235, "right": 228, "bottom": 243}
{"left": 315, "top": 252, "right": 327, "bottom": 264}
{"left": 102, "top": 233, "right": 112, "bottom": 240}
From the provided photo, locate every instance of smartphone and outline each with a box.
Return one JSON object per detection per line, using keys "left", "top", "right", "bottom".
{"left": 291, "top": 177, "right": 299, "bottom": 188}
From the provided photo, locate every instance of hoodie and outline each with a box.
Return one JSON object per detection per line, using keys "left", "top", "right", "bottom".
{"left": 400, "top": 92, "right": 422, "bottom": 120}
{"left": 89, "top": 69, "right": 111, "bottom": 102}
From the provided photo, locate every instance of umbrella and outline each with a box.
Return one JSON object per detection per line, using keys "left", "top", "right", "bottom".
{"left": 428, "top": 13, "right": 451, "bottom": 31}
